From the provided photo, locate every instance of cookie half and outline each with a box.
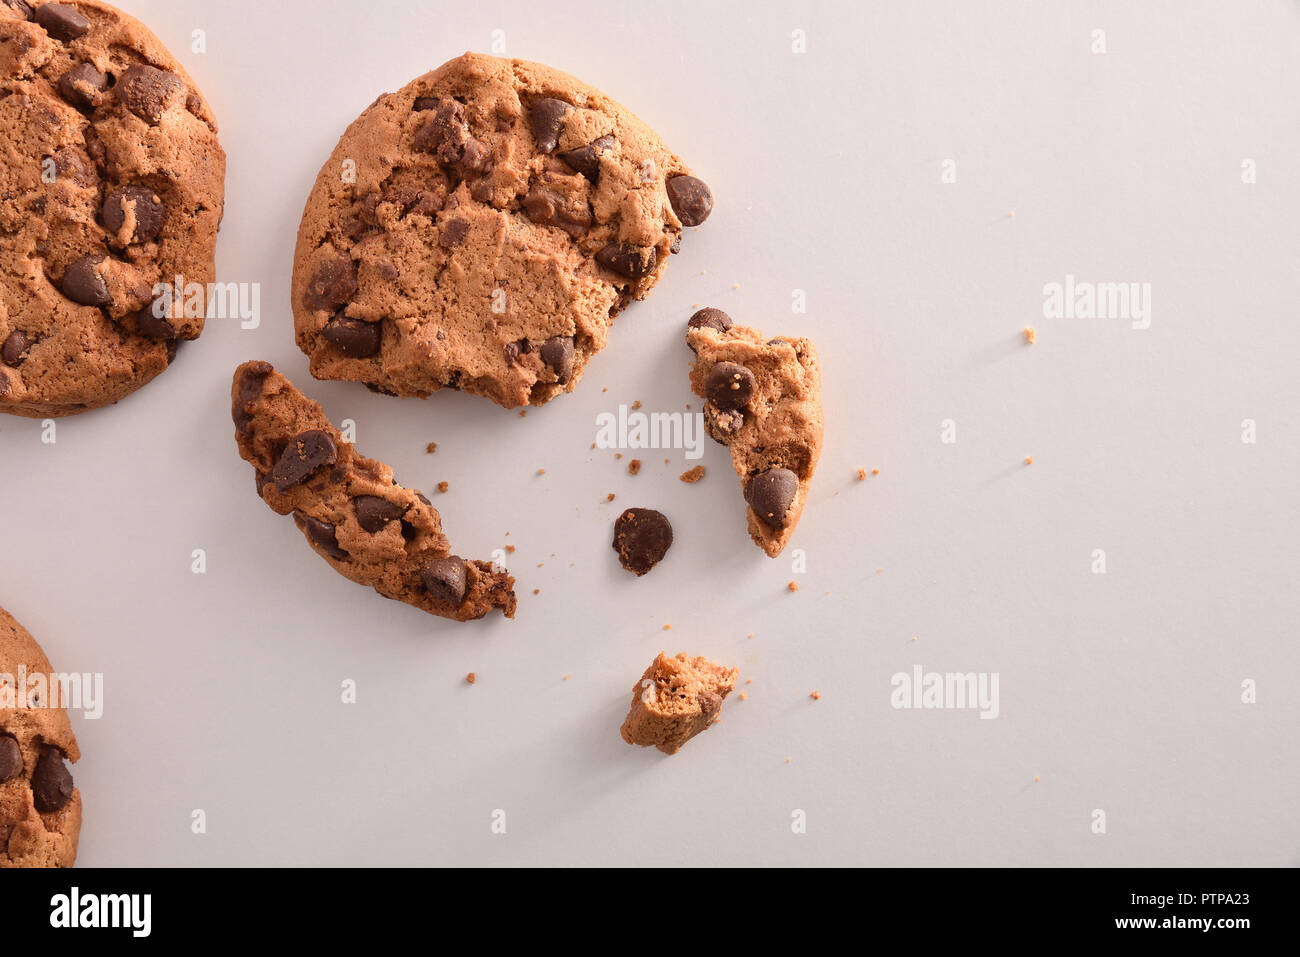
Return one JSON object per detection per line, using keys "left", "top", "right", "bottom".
{"left": 686, "top": 309, "right": 824, "bottom": 558}
{"left": 1, "top": 604, "right": 81, "bottom": 868}
{"left": 292, "top": 52, "right": 714, "bottom": 409}
{"left": 0, "top": 0, "right": 225, "bottom": 418}
{"left": 232, "top": 361, "right": 517, "bottom": 622}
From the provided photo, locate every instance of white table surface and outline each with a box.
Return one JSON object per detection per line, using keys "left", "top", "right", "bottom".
{"left": 2, "top": 0, "right": 1297, "bottom": 866}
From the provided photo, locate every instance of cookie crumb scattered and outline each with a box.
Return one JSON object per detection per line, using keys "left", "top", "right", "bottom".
{"left": 436, "top": 481, "right": 449, "bottom": 493}
{"left": 466, "top": 672, "right": 476, "bottom": 685}
{"left": 562, "top": 674, "right": 570, "bottom": 681}
{"left": 615, "top": 452, "right": 622, "bottom": 460}
{"left": 536, "top": 468, "right": 546, "bottom": 476}
{"left": 590, "top": 442, "right": 596, "bottom": 449}
{"left": 745, "top": 677, "right": 752, "bottom": 684}
{"left": 505, "top": 545, "right": 516, "bottom": 554}
{"left": 425, "top": 442, "right": 438, "bottom": 454}
{"left": 1024, "top": 455, "right": 1033, "bottom": 465}
{"left": 787, "top": 581, "right": 799, "bottom": 592}
{"left": 1034, "top": 776, "right": 1041, "bottom": 783}
{"left": 519, "top": 409, "right": 527, "bottom": 417}
{"left": 738, "top": 691, "right": 747, "bottom": 700}
{"left": 810, "top": 690, "right": 821, "bottom": 701}
{"left": 631, "top": 400, "right": 642, "bottom": 410}
{"left": 533, "top": 588, "right": 540, "bottom": 595}
{"left": 746, "top": 633, "right": 754, "bottom": 640}
{"left": 1024, "top": 326, "right": 1036, "bottom": 344}
{"left": 872, "top": 468, "right": 880, "bottom": 475}
{"left": 857, "top": 468, "right": 867, "bottom": 480}
{"left": 663, "top": 624, "right": 672, "bottom": 631}
{"left": 606, "top": 493, "right": 615, "bottom": 502}
{"left": 679, "top": 465, "right": 706, "bottom": 483}
{"left": 627, "top": 459, "right": 641, "bottom": 475}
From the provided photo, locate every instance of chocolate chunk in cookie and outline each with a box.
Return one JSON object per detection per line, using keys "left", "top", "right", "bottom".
{"left": 2, "top": 331, "right": 33, "bottom": 366}
{"left": 298, "top": 513, "right": 348, "bottom": 559}
{"left": 612, "top": 508, "right": 673, "bottom": 576}
{"left": 539, "top": 335, "right": 574, "bottom": 384}
{"left": 0, "top": 735, "right": 20, "bottom": 782}
{"left": 353, "top": 495, "right": 405, "bottom": 532}
{"left": 666, "top": 175, "right": 714, "bottom": 226}
{"left": 596, "top": 243, "right": 656, "bottom": 279}
{"left": 527, "top": 97, "right": 571, "bottom": 153}
{"left": 34, "top": 3, "right": 89, "bottom": 40}
{"left": 30, "top": 746, "right": 73, "bottom": 813}
{"left": 57, "top": 254, "right": 111, "bottom": 307}
{"left": 117, "top": 63, "right": 183, "bottom": 125}
{"left": 705, "top": 361, "right": 756, "bottom": 410}
{"left": 421, "top": 556, "right": 467, "bottom": 605}
{"left": 303, "top": 253, "right": 357, "bottom": 312}
{"left": 271, "top": 430, "right": 338, "bottom": 491}
{"left": 744, "top": 468, "right": 798, "bottom": 528}
{"left": 102, "top": 186, "right": 166, "bottom": 245}
{"left": 688, "top": 307, "right": 732, "bottom": 334}
{"left": 320, "top": 314, "right": 381, "bottom": 358}
{"left": 57, "top": 62, "right": 108, "bottom": 108}
{"left": 558, "top": 134, "right": 614, "bottom": 182}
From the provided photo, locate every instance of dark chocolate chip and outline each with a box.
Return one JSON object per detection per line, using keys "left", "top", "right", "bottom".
{"left": 34, "top": 2, "right": 88, "bottom": 40}
{"left": 412, "top": 96, "right": 439, "bottom": 111}
{"left": 303, "top": 252, "right": 357, "bottom": 312}
{"left": 412, "top": 98, "right": 474, "bottom": 166}
{"left": 697, "top": 690, "right": 723, "bottom": 720}
{"left": 232, "top": 360, "right": 272, "bottom": 433}
{"left": 57, "top": 62, "right": 107, "bottom": 108}
{"left": 135, "top": 302, "right": 175, "bottom": 340}
{"left": 666, "top": 175, "right": 714, "bottom": 227}
{"left": 102, "top": 185, "right": 165, "bottom": 244}
{"left": 528, "top": 97, "right": 571, "bottom": 153}
{"left": 744, "top": 468, "right": 798, "bottom": 528}
{"left": 58, "top": 254, "right": 109, "bottom": 306}
{"left": 320, "top": 314, "right": 381, "bottom": 358}
{"left": 0, "top": 734, "right": 21, "bottom": 782}
{"left": 299, "top": 513, "right": 348, "bottom": 559}
{"left": 0, "top": 369, "right": 9, "bottom": 397}
{"left": 596, "top": 243, "right": 656, "bottom": 279}
{"left": 353, "top": 495, "right": 405, "bottom": 532}
{"left": 30, "top": 745, "right": 73, "bottom": 813}
{"left": 687, "top": 307, "right": 733, "bottom": 334}
{"left": 2, "top": 330, "right": 32, "bottom": 366}
{"left": 414, "top": 491, "right": 431, "bottom": 506}
{"left": 557, "top": 133, "right": 614, "bottom": 182}
{"left": 705, "top": 361, "right": 755, "bottom": 411}
{"left": 612, "top": 507, "right": 673, "bottom": 576}
{"left": 117, "top": 63, "right": 183, "bottom": 125}
{"left": 271, "top": 430, "right": 337, "bottom": 492}
{"left": 438, "top": 217, "right": 470, "bottom": 248}
{"left": 421, "top": 556, "right": 467, "bottom": 605}
{"left": 704, "top": 405, "right": 744, "bottom": 442}
{"left": 539, "top": 335, "right": 575, "bottom": 385}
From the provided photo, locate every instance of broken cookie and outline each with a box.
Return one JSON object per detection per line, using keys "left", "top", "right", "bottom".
{"left": 620, "top": 652, "right": 738, "bottom": 755}
{"left": 292, "top": 52, "right": 714, "bottom": 409}
{"left": 685, "top": 308, "right": 823, "bottom": 557}
{"left": 231, "top": 361, "right": 516, "bottom": 622}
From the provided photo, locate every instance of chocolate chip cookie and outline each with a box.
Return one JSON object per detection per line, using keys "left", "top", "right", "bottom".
{"left": 292, "top": 52, "right": 713, "bottom": 409}
{"left": 686, "top": 308, "right": 823, "bottom": 558}
{"left": 0, "top": 0, "right": 225, "bottom": 418}
{"left": 1, "top": 603, "right": 81, "bottom": 868}
{"left": 232, "top": 361, "right": 517, "bottom": 622}
{"left": 620, "top": 652, "right": 738, "bottom": 755}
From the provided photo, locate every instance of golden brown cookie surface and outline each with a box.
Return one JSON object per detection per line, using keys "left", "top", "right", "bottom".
{"left": 0, "top": 0, "right": 225, "bottom": 418}
{"left": 0, "top": 604, "right": 81, "bottom": 868}
{"left": 293, "top": 52, "right": 713, "bottom": 409}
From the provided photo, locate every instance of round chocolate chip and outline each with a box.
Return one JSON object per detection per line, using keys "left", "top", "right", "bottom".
{"left": 117, "top": 63, "right": 183, "bottom": 125}
{"left": 704, "top": 361, "right": 755, "bottom": 411}
{"left": 744, "top": 468, "right": 798, "bottom": 529}
{"left": 612, "top": 507, "right": 673, "bottom": 576}
{"left": 58, "top": 254, "right": 110, "bottom": 307}
{"left": 320, "top": 314, "right": 381, "bottom": 358}
{"left": 2, "top": 329, "right": 33, "bottom": 366}
{"left": 596, "top": 243, "right": 656, "bottom": 279}
{"left": 528, "top": 97, "right": 571, "bottom": 153}
{"left": 34, "top": 2, "right": 89, "bottom": 40}
{"left": 102, "top": 186, "right": 166, "bottom": 244}
{"left": 422, "top": 556, "right": 467, "bottom": 605}
{"left": 667, "top": 175, "right": 714, "bottom": 227}
{"left": 0, "top": 734, "right": 21, "bottom": 783}
{"left": 558, "top": 134, "right": 614, "bottom": 182}
{"left": 57, "top": 62, "right": 108, "bottom": 108}
{"left": 303, "top": 253, "right": 357, "bottom": 312}
{"left": 539, "top": 335, "right": 575, "bottom": 385}
{"left": 271, "top": 430, "right": 338, "bottom": 492}
{"left": 30, "top": 745, "right": 73, "bottom": 813}
{"left": 687, "top": 307, "right": 733, "bottom": 334}
{"left": 135, "top": 302, "right": 175, "bottom": 341}
{"left": 353, "top": 495, "right": 406, "bottom": 533}
{"left": 299, "top": 513, "right": 348, "bottom": 559}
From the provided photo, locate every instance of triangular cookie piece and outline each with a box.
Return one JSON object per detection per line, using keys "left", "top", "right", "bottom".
{"left": 686, "top": 308, "right": 823, "bottom": 557}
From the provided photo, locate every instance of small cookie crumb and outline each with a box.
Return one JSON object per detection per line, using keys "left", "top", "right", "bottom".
{"left": 627, "top": 459, "right": 641, "bottom": 475}
{"left": 532, "top": 588, "right": 540, "bottom": 595}
{"left": 466, "top": 672, "right": 476, "bottom": 685}
{"left": 425, "top": 442, "right": 438, "bottom": 454}
{"left": 505, "top": 544, "right": 516, "bottom": 554}
{"left": 536, "top": 468, "right": 546, "bottom": 476}
{"left": 1024, "top": 456, "right": 1033, "bottom": 466}
{"left": 872, "top": 468, "right": 880, "bottom": 475}
{"left": 738, "top": 691, "right": 747, "bottom": 701}
{"left": 606, "top": 493, "right": 615, "bottom": 502}
{"left": 631, "top": 400, "right": 642, "bottom": 411}
{"left": 519, "top": 409, "right": 527, "bottom": 417}
{"left": 787, "top": 581, "right": 799, "bottom": 592}
{"left": 615, "top": 452, "right": 622, "bottom": 460}
{"left": 679, "top": 465, "right": 706, "bottom": 483}
{"left": 436, "top": 481, "right": 449, "bottom": 493}
{"left": 562, "top": 674, "right": 570, "bottom": 681}
{"left": 810, "top": 690, "right": 821, "bottom": 701}
{"left": 1024, "top": 326, "right": 1036, "bottom": 344}
{"left": 663, "top": 624, "right": 672, "bottom": 630}
{"left": 857, "top": 468, "right": 867, "bottom": 480}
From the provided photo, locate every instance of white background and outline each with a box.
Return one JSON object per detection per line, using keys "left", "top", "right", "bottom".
{"left": 2, "top": 0, "right": 1298, "bottom": 866}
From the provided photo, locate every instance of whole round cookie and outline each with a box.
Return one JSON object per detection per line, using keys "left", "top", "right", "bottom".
{"left": 0, "top": 0, "right": 225, "bottom": 418}
{"left": 293, "top": 52, "right": 714, "bottom": 409}
{"left": 0, "top": 604, "right": 81, "bottom": 868}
